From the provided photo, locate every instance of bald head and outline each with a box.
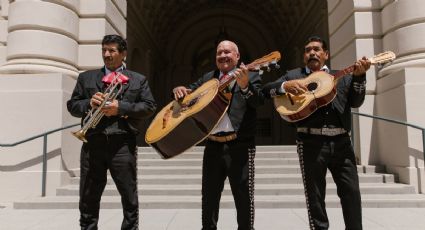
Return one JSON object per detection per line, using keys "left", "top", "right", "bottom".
{"left": 216, "top": 40, "right": 240, "bottom": 73}
{"left": 217, "top": 40, "right": 239, "bottom": 54}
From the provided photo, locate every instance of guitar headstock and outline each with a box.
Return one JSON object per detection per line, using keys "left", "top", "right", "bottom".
{"left": 246, "top": 51, "right": 282, "bottom": 75}
{"left": 369, "top": 51, "right": 396, "bottom": 67}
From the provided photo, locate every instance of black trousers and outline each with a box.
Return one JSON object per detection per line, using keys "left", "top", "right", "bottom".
{"left": 296, "top": 133, "right": 362, "bottom": 230}
{"left": 202, "top": 139, "right": 256, "bottom": 230}
{"left": 79, "top": 134, "right": 139, "bottom": 230}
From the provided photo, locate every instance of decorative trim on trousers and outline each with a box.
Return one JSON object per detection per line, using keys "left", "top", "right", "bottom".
{"left": 296, "top": 140, "right": 315, "bottom": 230}
{"left": 248, "top": 147, "right": 256, "bottom": 229}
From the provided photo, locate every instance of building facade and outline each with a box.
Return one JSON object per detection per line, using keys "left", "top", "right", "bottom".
{"left": 0, "top": 0, "right": 424, "bottom": 199}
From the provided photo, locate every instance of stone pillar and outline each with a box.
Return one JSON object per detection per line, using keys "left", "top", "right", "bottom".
{"left": 328, "top": 0, "right": 425, "bottom": 192}
{"left": 78, "top": 0, "right": 127, "bottom": 70}
{"left": 0, "top": 0, "right": 128, "bottom": 200}
{"left": 375, "top": 0, "right": 425, "bottom": 193}
{"left": 0, "top": 0, "right": 81, "bottom": 199}
{"left": 0, "top": 0, "right": 79, "bottom": 76}
{"left": 0, "top": 0, "right": 8, "bottom": 65}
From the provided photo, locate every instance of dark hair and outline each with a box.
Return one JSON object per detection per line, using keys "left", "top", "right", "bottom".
{"left": 305, "top": 36, "right": 328, "bottom": 51}
{"left": 102, "top": 34, "right": 127, "bottom": 52}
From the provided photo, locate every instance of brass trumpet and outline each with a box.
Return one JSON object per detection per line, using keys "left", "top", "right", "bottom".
{"left": 72, "top": 72, "right": 125, "bottom": 142}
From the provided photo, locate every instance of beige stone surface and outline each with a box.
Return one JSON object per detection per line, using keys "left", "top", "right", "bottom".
{"left": 79, "top": 18, "right": 117, "bottom": 42}
{"left": 8, "top": 1, "right": 79, "bottom": 38}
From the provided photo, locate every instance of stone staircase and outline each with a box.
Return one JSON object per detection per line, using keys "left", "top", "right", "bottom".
{"left": 14, "top": 146, "right": 425, "bottom": 209}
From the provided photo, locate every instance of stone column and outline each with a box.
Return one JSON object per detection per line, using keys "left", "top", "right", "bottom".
{"left": 328, "top": 0, "right": 425, "bottom": 192}
{"left": 0, "top": 0, "right": 81, "bottom": 198}
{"left": 0, "top": 0, "right": 128, "bottom": 199}
{"left": 0, "top": 0, "right": 79, "bottom": 76}
{"left": 0, "top": 0, "right": 8, "bottom": 65}
{"left": 376, "top": 0, "right": 425, "bottom": 193}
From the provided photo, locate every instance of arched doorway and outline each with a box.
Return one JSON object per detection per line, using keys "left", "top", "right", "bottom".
{"left": 127, "top": 0, "right": 329, "bottom": 145}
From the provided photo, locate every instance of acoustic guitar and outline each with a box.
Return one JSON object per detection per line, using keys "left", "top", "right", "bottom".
{"left": 274, "top": 51, "right": 396, "bottom": 122}
{"left": 145, "top": 51, "right": 281, "bottom": 159}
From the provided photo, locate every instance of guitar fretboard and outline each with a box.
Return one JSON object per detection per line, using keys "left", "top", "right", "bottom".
{"left": 333, "top": 65, "right": 356, "bottom": 80}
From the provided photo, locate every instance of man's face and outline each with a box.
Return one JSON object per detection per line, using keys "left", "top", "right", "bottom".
{"left": 303, "top": 41, "right": 329, "bottom": 71}
{"left": 215, "top": 41, "right": 240, "bottom": 73}
{"left": 102, "top": 43, "right": 126, "bottom": 70}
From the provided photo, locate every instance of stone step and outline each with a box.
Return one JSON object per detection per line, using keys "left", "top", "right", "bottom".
{"left": 14, "top": 194, "right": 425, "bottom": 209}
{"left": 137, "top": 158, "right": 300, "bottom": 166}
{"left": 69, "top": 173, "right": 394, "bottom": 185}
{"left": 138, "top": 151, "right": 299, "bottom": 159}
{"left": 70, "top": 164, "right": 381, "bottom": 177}
{"left": 56, "top": 183, "right": 416, "bottom": 196}
{"left": 138, "top": 145, "right": 297, "bottom": 153}
{"left": 137, "top": 165, "right": 302, "bottom": 175}
{"left": 71, "top": 165, "right": 303, "bottom": 177}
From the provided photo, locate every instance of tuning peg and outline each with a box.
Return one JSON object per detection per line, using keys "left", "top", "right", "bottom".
{"left": 271, "top": 60, "right": 280, "bottom": 69}
{"left": 259, "top": 69, "right": 264, "bottom": 75}
{"left": 266, "top": 66, "right": 271, "bottom": 72}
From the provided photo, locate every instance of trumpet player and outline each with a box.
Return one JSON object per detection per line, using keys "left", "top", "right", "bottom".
{"left": 67, "top": 34, "right": 156, "bottom": 230}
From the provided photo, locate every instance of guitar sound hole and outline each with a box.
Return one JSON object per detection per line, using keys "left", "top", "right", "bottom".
{"left": 307, "top": 82, "right": 318, "bottom": 92}
{"left": 187, "top": 97, "right": 199, "bottom": 107}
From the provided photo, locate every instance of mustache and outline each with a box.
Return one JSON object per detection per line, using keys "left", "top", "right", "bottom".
{"left": 308, "top": 57, "right": 319, "bottom": 62}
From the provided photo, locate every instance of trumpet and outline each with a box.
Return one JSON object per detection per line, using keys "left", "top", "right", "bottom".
{"left": 72, "top": 72, "right": 125, "bottom": 142}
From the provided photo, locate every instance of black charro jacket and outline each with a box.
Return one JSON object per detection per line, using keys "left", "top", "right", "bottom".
{"left": 67, "top": 68, "right": 157, "bottom": 136}
{"left": 187, "top": 70, "right": 264, "bottom": 140}
{"left": 262, "top": 67, "right": 366, "bottom": 132}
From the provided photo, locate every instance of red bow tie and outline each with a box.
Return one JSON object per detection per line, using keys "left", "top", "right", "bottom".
{"left": 102, "top": 72, "right": 129, "bottom": 85}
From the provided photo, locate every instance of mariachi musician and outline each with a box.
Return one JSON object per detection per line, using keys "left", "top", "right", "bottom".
{"left": 173, "top": 40, "right": 264, "bottom": 230}
{"left": 262, "top": 36, "right": 370, "bottom": 230}
{"left": 67, "top": 34, "right": 156, "bottom": 230}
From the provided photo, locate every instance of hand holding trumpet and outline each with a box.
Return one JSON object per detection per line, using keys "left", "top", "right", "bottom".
{"left": 90, "top": 92, "right": 119, "bottom": 117}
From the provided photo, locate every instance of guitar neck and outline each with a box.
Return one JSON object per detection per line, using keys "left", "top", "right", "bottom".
{"left": 217, "top": 51, "right": 281, "bottom": 91}
{"left": 218, "top": 63, "right": 256, "bottom": 91}
{"left": 333, "top": 65, "right": 356, "bottom": 81}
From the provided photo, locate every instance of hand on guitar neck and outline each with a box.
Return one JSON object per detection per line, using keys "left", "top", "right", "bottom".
{"left": 232, "top": 63, "right": 249, "bottom": 90}
{"left": 353, "top": 56, "right": 371, "bottom": 77}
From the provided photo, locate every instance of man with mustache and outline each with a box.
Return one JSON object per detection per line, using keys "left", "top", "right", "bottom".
{"left": 67, "top": 34, "right": 156, "bottom": 229}
{"left": 173, "top": 40, "right": 264, "bottom": 230}
{"left": 262, "top": 36, "right": 370, "bottom": 230}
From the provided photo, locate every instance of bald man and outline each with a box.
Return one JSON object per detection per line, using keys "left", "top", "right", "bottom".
{"left": 173, "top": 40, "right": 264, "bottom": 230}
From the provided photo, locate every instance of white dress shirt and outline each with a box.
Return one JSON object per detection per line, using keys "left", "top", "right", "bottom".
{"left": 211, "top": 71, "right": 236, "bottom": 134}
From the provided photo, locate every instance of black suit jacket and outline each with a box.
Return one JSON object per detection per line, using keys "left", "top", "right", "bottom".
{"left": 262, "top": 67, "right": 366, "bottom": 131}
{"left": 187, "top": 70, "right": 264, "bottom": 139}
{"left": 67, "top": 68, "right": 157, "bottom": 136}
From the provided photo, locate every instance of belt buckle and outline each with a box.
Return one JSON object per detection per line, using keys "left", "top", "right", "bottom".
{"left": 209, "top": 133, "right": 236, "bottom": 142}
{"left": 321, "top": 127, "right": 343, "bottom": 136}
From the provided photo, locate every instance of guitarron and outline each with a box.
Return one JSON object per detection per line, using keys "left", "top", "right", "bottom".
{"left": 145, "top": 51, "right": 281, "bottom": 159}
{"left": 274, "top": 51, "right": 396, "bottom": 122}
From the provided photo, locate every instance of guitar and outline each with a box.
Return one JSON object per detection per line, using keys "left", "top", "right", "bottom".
{"left": 273, "top": 51, "right": 396, "bottom": 122}
{"left": 145, "top": 51, "right": 281, "bottom": 159}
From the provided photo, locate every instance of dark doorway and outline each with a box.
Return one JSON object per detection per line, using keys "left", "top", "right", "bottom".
{"left": 126, "top": 0, "right": 329, "bottom": 145}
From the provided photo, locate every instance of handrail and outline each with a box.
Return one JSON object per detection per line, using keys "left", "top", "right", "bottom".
{"left": 351, "top": 111, "right": 425, "bottom": 167}
{"left": 0, "top": 123, "right": 79, "bottom": 197}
